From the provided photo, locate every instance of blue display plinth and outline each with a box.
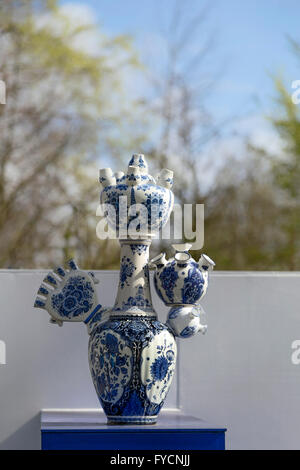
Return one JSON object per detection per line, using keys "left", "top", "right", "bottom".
{"left": 41, "top": 410, "right": 226, "bottom": 450}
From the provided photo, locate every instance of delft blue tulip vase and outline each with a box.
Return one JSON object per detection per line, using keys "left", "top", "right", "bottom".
{"left": 34, "top": 154, "right": 215, "bottom": 424}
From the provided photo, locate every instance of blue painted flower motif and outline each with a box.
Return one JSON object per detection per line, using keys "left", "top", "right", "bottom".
{"left": 130, "top": 244, "right": 148, "bottom": 255}
{"left": 74, "top": 289, "right": 84, "bottom": 301}
{"left": 122, "top": 390, "right": 146, "bottom": 417}
{"left": 64, "top": 296, "right": 76, "bottom": 310}
{"left": 142, "top": 334, "right": 176, "bottom": 405}
{"left": 89, "top": 316, "right": 176, "bottom": 423}
{"left": 128, "top": 321, "right": 147, "bottom": 334}
{"left": 51, "top": 275, "right": 94, "bottom": 319}
{"left": 101, "top": 188, "right": 121, "bottom": 217}
{"left": 120, "top": 256, "right": 135, "bottom": 288}
{"left": 89, "top": 329, "right": 132, "bottom": 404}
{"left": 151, "top": 355, "right": 169, "bottom": 381}
{"left": 101, "top": 177, "right": 173, "bottom": 235}
{"left": 123, "top": 320, "right": 150, "bottom": 342}
{"left": 116, "top": 355, "right": 126, "bottom": 366}
{"left": 182, "top": 267, "right": 204, "bottom": 304}
{"left": 142, "top": 189, "right": 166, "bottom": 226}
{"left": 127, "top": 174, "right": 140, "bottom": 182}
{"left": 158, "top": 261, "right": 179, "bottom": 303}
{"left": 105, "top": 333, "right": 119, "bottom": 354}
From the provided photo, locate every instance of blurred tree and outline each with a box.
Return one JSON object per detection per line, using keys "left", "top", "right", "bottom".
{"left": 197, "top": 65, "right": 300, "bottom": 270}
{"left": 198, "top": 153, "right": 282, "bottom": 270}
{"left": 143, "top": 0, "right": 225, "bottom": 203}
{"left": 267, "top": 75, "right": 300, "bottom": 269}
{"left": 1, "top": 0, "right": 298, "bottom": 272}
{"left": 141, "top": 0, "right": 236, "bottom": 259}
{"left": 144, "top": 1, "right": 300, "bottom": 270}
{"left": 0, "top": 0, "right": 143, "bottom": 268}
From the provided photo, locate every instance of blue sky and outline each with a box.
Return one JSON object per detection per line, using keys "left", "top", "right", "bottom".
{"left": 60, "top": 0, "right": 300, "bottom": 149}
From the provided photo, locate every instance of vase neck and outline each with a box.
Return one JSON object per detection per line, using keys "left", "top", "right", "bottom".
{"left": 111, "top": 240, "right": 156, "bottom": 317}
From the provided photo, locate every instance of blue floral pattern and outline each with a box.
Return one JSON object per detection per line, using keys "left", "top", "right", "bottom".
{"left": 151, "top": 355, "right": 169, "bottom": 381}
{"left": 153, "top": 256, "right": 208, "bottom": 305}
{"left": 141, "top": 188, "right": 166, "bottom": 227}
{"left": 51, "top": 275, "right": 94, "bottom": 319}
{"left": 141, "top": 332, "right": 176, "bottom": 404}
{"left": 89, "top": 329, "right": 132, "bottom": 404}
{"left": 182, "top": 267, "right": 204, "bottom": 304}
{"left": 35, "top": 154, "right": 215, "bottom": 425}
{"left": 130, "top": 244, "right": 148, "bottom": 255}
{"left": 158, "top": 261, "right": 179, "bottom": 303}
{"left": 119, "top": 256, "right": 135, "bottom": 288}
{"left": 101, "top": 181, "right": 173, "bottom": 235}
{"left": 88, "top": 317, "right": 176, "bottom": 422}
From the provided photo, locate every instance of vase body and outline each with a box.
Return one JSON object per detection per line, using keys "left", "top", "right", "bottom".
{"left": 88, "top": 315, "right": 176, "bottom": 424}
{"left": 88, "top": 241, "right": 177, "bottom": 424}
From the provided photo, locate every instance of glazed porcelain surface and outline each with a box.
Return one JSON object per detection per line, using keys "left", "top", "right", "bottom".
{"left": 34, "top": 154, "right": 214, "bottom": 424}
{"left": 151, "top": 245, "right": 215, "bottom": 306}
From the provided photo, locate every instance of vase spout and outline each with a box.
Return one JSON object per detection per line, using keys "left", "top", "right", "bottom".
{"left": 198, "top": 253, "right": 215, "bottom": 272}
{"left": 99, "top": 168, "right": 116, "bottom": 187}
{"left": 149, "top": 252, "right": 167, "bottom": 270}
{"left": 156, "top": 168, "right": 174, "bottom": 189}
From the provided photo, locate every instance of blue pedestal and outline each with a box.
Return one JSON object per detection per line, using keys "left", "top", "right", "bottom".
{"left": 41, "top": 411, "right": 226, "bottom": 450}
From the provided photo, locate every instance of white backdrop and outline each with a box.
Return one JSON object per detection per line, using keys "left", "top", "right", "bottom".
{"left": 0, "top": 270, "right": 299, "bottom": 449}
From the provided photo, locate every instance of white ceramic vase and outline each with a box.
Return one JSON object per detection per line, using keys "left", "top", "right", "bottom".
{"left": 34, "top": 154, "right": 214, "bottom": 424}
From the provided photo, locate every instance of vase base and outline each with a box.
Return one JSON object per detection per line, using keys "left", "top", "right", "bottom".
{"left": 107, "top": 415, "right": 157, "bottom": 425}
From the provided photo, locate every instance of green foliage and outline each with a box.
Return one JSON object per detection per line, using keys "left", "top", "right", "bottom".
{"left": 0, "top": 0, "right": 142, "bottom": 268}
{"left": 0, "top": 1, "right": 299, "bottom": 271}
{"left": 271, "top": 79, "right": 300, "bottom": 199}
{"left": 200, "top": 71, "right": 300, "bottom": 271}
{"left": 268, "top": 77, "right": 300, "bottom": 269}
